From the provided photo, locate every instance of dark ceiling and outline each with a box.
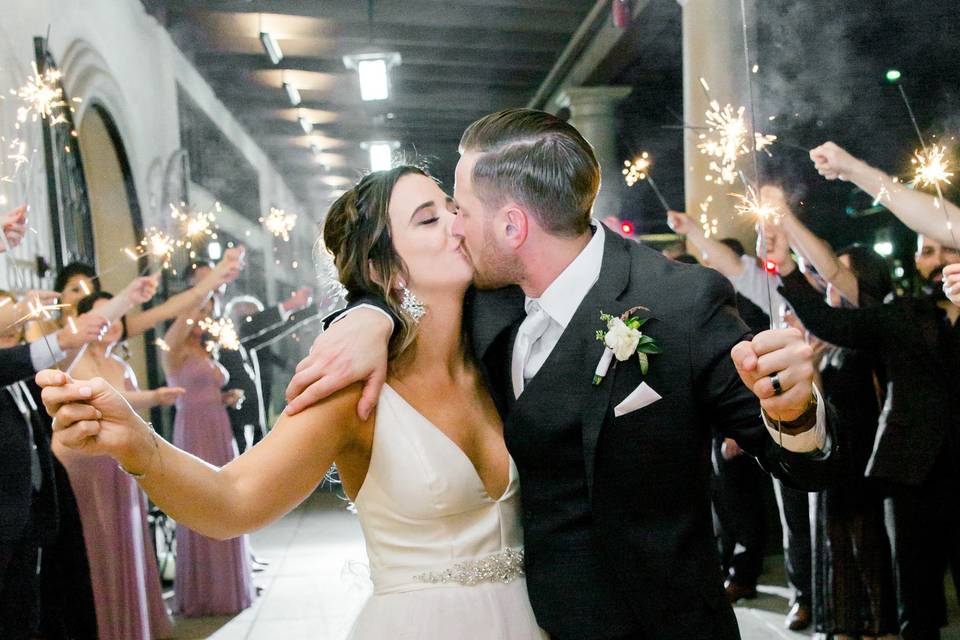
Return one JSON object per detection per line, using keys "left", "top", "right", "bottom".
{"left": 141, "top": 0, "right": 599, "bottom": 218}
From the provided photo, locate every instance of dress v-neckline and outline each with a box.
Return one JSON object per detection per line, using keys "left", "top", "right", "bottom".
{"left": 383, "top": 384, "right": 515, "bottom": 502}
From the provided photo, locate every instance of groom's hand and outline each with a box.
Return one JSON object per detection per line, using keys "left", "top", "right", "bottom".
{"left": 730, "top": 328, "right": 816, "bottom": 426}
{"left": 284, "top": 308, "right": 392, "bottom": 419}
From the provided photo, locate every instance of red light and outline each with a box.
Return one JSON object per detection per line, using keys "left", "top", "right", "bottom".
{"left": 764, "top": 259, "right": 778, "bottom": 274}
{"left": 620, "top": 221, "right": 634, "bottom": 235}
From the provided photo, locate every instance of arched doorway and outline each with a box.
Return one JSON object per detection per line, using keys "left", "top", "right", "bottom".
{"left": 77, "top": 104, "right": 154, "bottom": 399}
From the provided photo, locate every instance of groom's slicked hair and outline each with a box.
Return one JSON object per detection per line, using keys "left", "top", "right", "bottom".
{"left": 459, "top": 108, "right": 600, "bottom": 237}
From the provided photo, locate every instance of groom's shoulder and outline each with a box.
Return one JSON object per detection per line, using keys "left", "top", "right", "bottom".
{"left": 620, "top": 237, "right": 735, "bottom": 303}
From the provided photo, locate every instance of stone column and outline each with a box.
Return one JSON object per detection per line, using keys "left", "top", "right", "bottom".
{"left": 558, "top": 86, "right": 632, "bottom": 220}
{"left": 680, "top": 0, "right": 756, "bottom": 255}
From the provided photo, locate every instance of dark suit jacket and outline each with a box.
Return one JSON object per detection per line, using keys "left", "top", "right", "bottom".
{"left": 779, "top": 268, "right": 958, "bottom": 486}
{"left": 339, "top": 226, "right": 838, "bottom": 638}
{"left": 0, "top": 345, "right": 58, "bottom": 545}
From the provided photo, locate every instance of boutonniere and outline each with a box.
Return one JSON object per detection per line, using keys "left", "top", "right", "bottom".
{"left": 593, "top": 306, "right": 662, "bottom": 385}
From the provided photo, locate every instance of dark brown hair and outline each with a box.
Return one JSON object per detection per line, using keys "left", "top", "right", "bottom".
{"left": 321, "top": 165, "right": 430, "bottom": 357}
{"left": 459, "top": 108, "right": 600, "bottom": 237}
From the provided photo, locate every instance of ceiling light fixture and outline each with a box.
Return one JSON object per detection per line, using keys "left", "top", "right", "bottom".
{"left": 343, "top": 52, "right": 401, "bottom": 101}
{"left": 298, "top": 111, "right": 313, "bottom": 134}
{"left": 259, "top": 14, "right": 283, "bottom": 65}
{"left": 361, "top": 140, "right": 400, "bottom": 171}
{"left": 283, "top": 81, "right": 301, "bottom": 106}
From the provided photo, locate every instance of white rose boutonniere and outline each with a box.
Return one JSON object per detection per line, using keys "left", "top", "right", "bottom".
{"left": 593, "top": 306, "right": 662, "bottom": 385}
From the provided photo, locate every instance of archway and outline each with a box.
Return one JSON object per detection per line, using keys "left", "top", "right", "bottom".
{"left": 77, "top": 104, "right": 151, "bottom": 395}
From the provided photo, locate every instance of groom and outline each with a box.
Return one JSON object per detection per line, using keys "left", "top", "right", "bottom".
{"left": 286, "top": 108, "right": 837, "bottom": 639}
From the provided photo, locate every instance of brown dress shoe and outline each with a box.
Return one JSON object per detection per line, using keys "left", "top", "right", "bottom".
{"left": 724, "top": 579, "right": 758, "bottom": 604}
{"left": 785, "top": 602, "right": 812, "bottom": 631}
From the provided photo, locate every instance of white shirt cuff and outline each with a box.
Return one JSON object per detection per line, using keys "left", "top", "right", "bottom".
{"left": 762, "top": 384, "right": 827, "bottom": 453}
{"left": 278, "top": 303, "right": 293, "bottom": 322}
{"left": 30, "top": 335, "right": 67, "bottom": 370}
{"left": 329, "top": 303, "right": 395, "bottom": 332}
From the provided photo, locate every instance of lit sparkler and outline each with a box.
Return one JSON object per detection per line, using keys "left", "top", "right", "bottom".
{"left": 697, "top": 101, "right": 777, "bottom": 185}
{"left": 11, "top": 63, "right": 79, "bottom": 127}
{"left": 198, "top": 316, "right": 241, "bottom": 353}
{"left": 623, "top": 152, "right": 670, "bottom": 211}
{"left": 138, "top": 227, "right": 176, "bottom": 271}
{"left": 170, "top": 202, "right": 220, "bottom": 247}
{"left": 731, "top": 184, "right": 782, "bottom": 223}
{"left": 911, "top": 145, "right": 953, "bottom": 192}
{"left": 259, "top": 207, "right": 297, "bottom": 242}
{"left": 154, "top": 337, "right": 170, "bottom": 352}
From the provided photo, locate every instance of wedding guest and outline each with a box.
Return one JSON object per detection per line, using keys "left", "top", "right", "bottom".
{"left": 0, "top": 290, "right": 107, "bottom": 640}
{"left": 810, "top": 141, "right": 960, "bottom": 247}
{"left": 161, "top": 263, "right": 254, "bottom": 617}
{"left": 668, "top": 209, "right": 814, "bottom": 630}
{"left": 55, "top": 292, "right": 178, "bottom": 640}
{"left": 774, "top": 230, "right": 960, "bottom": 639}
{"left": 764, "top": 214, "right": 899, "bottom": 637}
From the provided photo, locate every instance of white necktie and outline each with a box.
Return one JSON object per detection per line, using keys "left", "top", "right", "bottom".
{"left": 512, "top": 301, "right": 552, "bottom": 398}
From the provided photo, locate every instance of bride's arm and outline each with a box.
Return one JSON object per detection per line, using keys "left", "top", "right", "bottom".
{"left": 36, "top": 369, "right": 364, "bottom": 540}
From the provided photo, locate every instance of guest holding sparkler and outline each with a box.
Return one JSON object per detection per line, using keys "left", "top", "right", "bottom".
{"left": 160, "top": 251, "right": 254, "bottom": 617}
{"left": 759, "top": 206, "right": 899, "bottom": 639}
{"left": 54, "top": 292, "right": 180, "bottom": 640}
{"left": 25, "top": 247, "right": 243, "bottom": 344}
{"left": 769, "top": 220, "right": 960, "bottom": 639}
{"left": 810, "top": 141, "right": 960, "bottom": 248}
{"left": 668, "top": 208, "right": 814, "bottom": 630}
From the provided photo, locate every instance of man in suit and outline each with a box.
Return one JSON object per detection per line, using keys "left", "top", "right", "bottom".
{"left": 0, "top": 307, "right": 106, "bottom": 639}
{"left": 772, "top": 229, "right": 960, "bottom": 640}
{"left": 284, "top": 108, "right": 837, "bottom": 639}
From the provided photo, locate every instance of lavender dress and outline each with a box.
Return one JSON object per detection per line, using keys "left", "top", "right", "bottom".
{"left": 59, "top": 451, "right": 174, "bottom": 640}
{"left": 168, "top": 354, "right": 255, "bottom": 617}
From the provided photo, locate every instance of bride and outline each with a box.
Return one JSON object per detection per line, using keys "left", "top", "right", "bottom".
{"left": 36, "top": 165, "right": 547, "bottom": 639}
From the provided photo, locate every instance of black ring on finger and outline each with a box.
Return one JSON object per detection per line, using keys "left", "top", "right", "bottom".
{"left": 770, "top": 373, "right": 783, "bottom": 396}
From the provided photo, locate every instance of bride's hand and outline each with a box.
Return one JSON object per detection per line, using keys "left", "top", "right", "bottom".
{"left": 36, "top": 370, "right": 157, "bottom": 473}
{"left": 284, "top": 307, "right": 391, "bottom": 419}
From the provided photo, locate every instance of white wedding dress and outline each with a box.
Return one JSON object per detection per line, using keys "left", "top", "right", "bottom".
{"left": 346, "top": 384, "right": 547, "bottom": 639}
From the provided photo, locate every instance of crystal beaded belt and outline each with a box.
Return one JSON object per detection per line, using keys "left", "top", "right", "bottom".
{"left": 412, "top": 548, "right": 524, "bottom": 586}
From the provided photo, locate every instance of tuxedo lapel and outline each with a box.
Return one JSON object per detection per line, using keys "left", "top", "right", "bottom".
{"left": 577, "top": 228, "right": 633, "bottom": 498}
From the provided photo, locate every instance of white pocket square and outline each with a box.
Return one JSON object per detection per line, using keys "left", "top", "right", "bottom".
{"left": 614, "top": 382, "right": 662, "bottom": 418}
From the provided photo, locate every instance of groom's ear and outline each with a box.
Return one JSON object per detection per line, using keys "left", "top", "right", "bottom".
{"left": 502, "top": 205, "right": 529, "bottom": 249}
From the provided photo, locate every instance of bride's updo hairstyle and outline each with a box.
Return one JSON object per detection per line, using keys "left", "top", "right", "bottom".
{"left": 322, "top": 165, "right": 431, "bottom": 358}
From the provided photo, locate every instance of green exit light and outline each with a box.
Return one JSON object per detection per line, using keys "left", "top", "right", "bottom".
{"left": 885, "top": 69, "right": 902, "bottom": 82}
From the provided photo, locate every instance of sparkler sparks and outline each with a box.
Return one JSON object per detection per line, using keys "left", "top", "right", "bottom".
{"left": 698, "top": 196, "right": 719, "bottom": 238}
{"left": 138, "top": 228, "right": 176, "bottom": 270}
{"left": 170, "top": 202, "right": 220, "bottom": 247}
{"left": 623, "top": 152, "right": 671, "bottom": 210}
{"left": 697, "top": 101, "right": 776, "bottom": 184}
{"left": 9, "top": 296, "right": 70, "bottom": 329}
{"left": 198, "top": 316, "right": 241, "bottom": 353}
{"left": 911, "top": 145, "right": 953, "bottom": 191}
{"left": 11, "top": 63, "right": 78, "bottom": 127}
{"left": 259, "top": 207, "right": 297, "bottom": 242}
{"left": 731, "top": 185, "right": 781, "bottom": 223}
{"left": 154, "top": 337, "right": 170, "bottom": 352}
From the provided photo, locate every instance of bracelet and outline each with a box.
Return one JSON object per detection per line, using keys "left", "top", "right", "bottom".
{"left": 118, "top": 422, "right": 161, "bottom": 480}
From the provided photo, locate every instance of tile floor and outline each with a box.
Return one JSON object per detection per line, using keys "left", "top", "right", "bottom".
{"left": 168, "top": 489, "right": 960, "bottom": 640}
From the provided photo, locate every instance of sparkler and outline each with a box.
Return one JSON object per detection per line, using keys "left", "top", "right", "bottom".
{"left": 11, "top": 63, "right": 79, "bottom": 128}
{"left": 170, "top": 202, "right": 220, "bottom": 248}
{"left": 134, "top": 227, "right": 177, "bottom": 273}
{"left": 198, "top": 316, "right": 241, "bottom": 353}
{"left": 622, "top": 152, "right": 670, "bottom": 211}
{"left": 154, "top": 337, "right": 170, "bottom": 352}
{"left": 697, "top": 101, "right": 777, "bottom": 185}
{"left": 731, "top": 184, "right": 782, "bottom": 223}
{"left": 896, "top": 83, "right": 960, "bottom": 247}
{"left": 259, "top": 207, "right": 297, "bottom": 242}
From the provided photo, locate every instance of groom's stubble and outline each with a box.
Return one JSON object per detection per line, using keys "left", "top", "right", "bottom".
{"left": 469, "top": 216, "right": 525, "bottom": 290}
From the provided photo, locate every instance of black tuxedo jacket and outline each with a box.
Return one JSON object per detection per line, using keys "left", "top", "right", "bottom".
{"left": 0, "top": 345, "right": 58, "bottom": 545}
{"left": 338, "top": 226, "right": 838, "bottom": 638}
{"left": 779, "top": 268, "right": 959, "bottom": 486}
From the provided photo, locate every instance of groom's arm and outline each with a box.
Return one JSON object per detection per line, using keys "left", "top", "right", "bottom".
{"left": 691, "top": 269, "right": 839, "bottom": 491}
